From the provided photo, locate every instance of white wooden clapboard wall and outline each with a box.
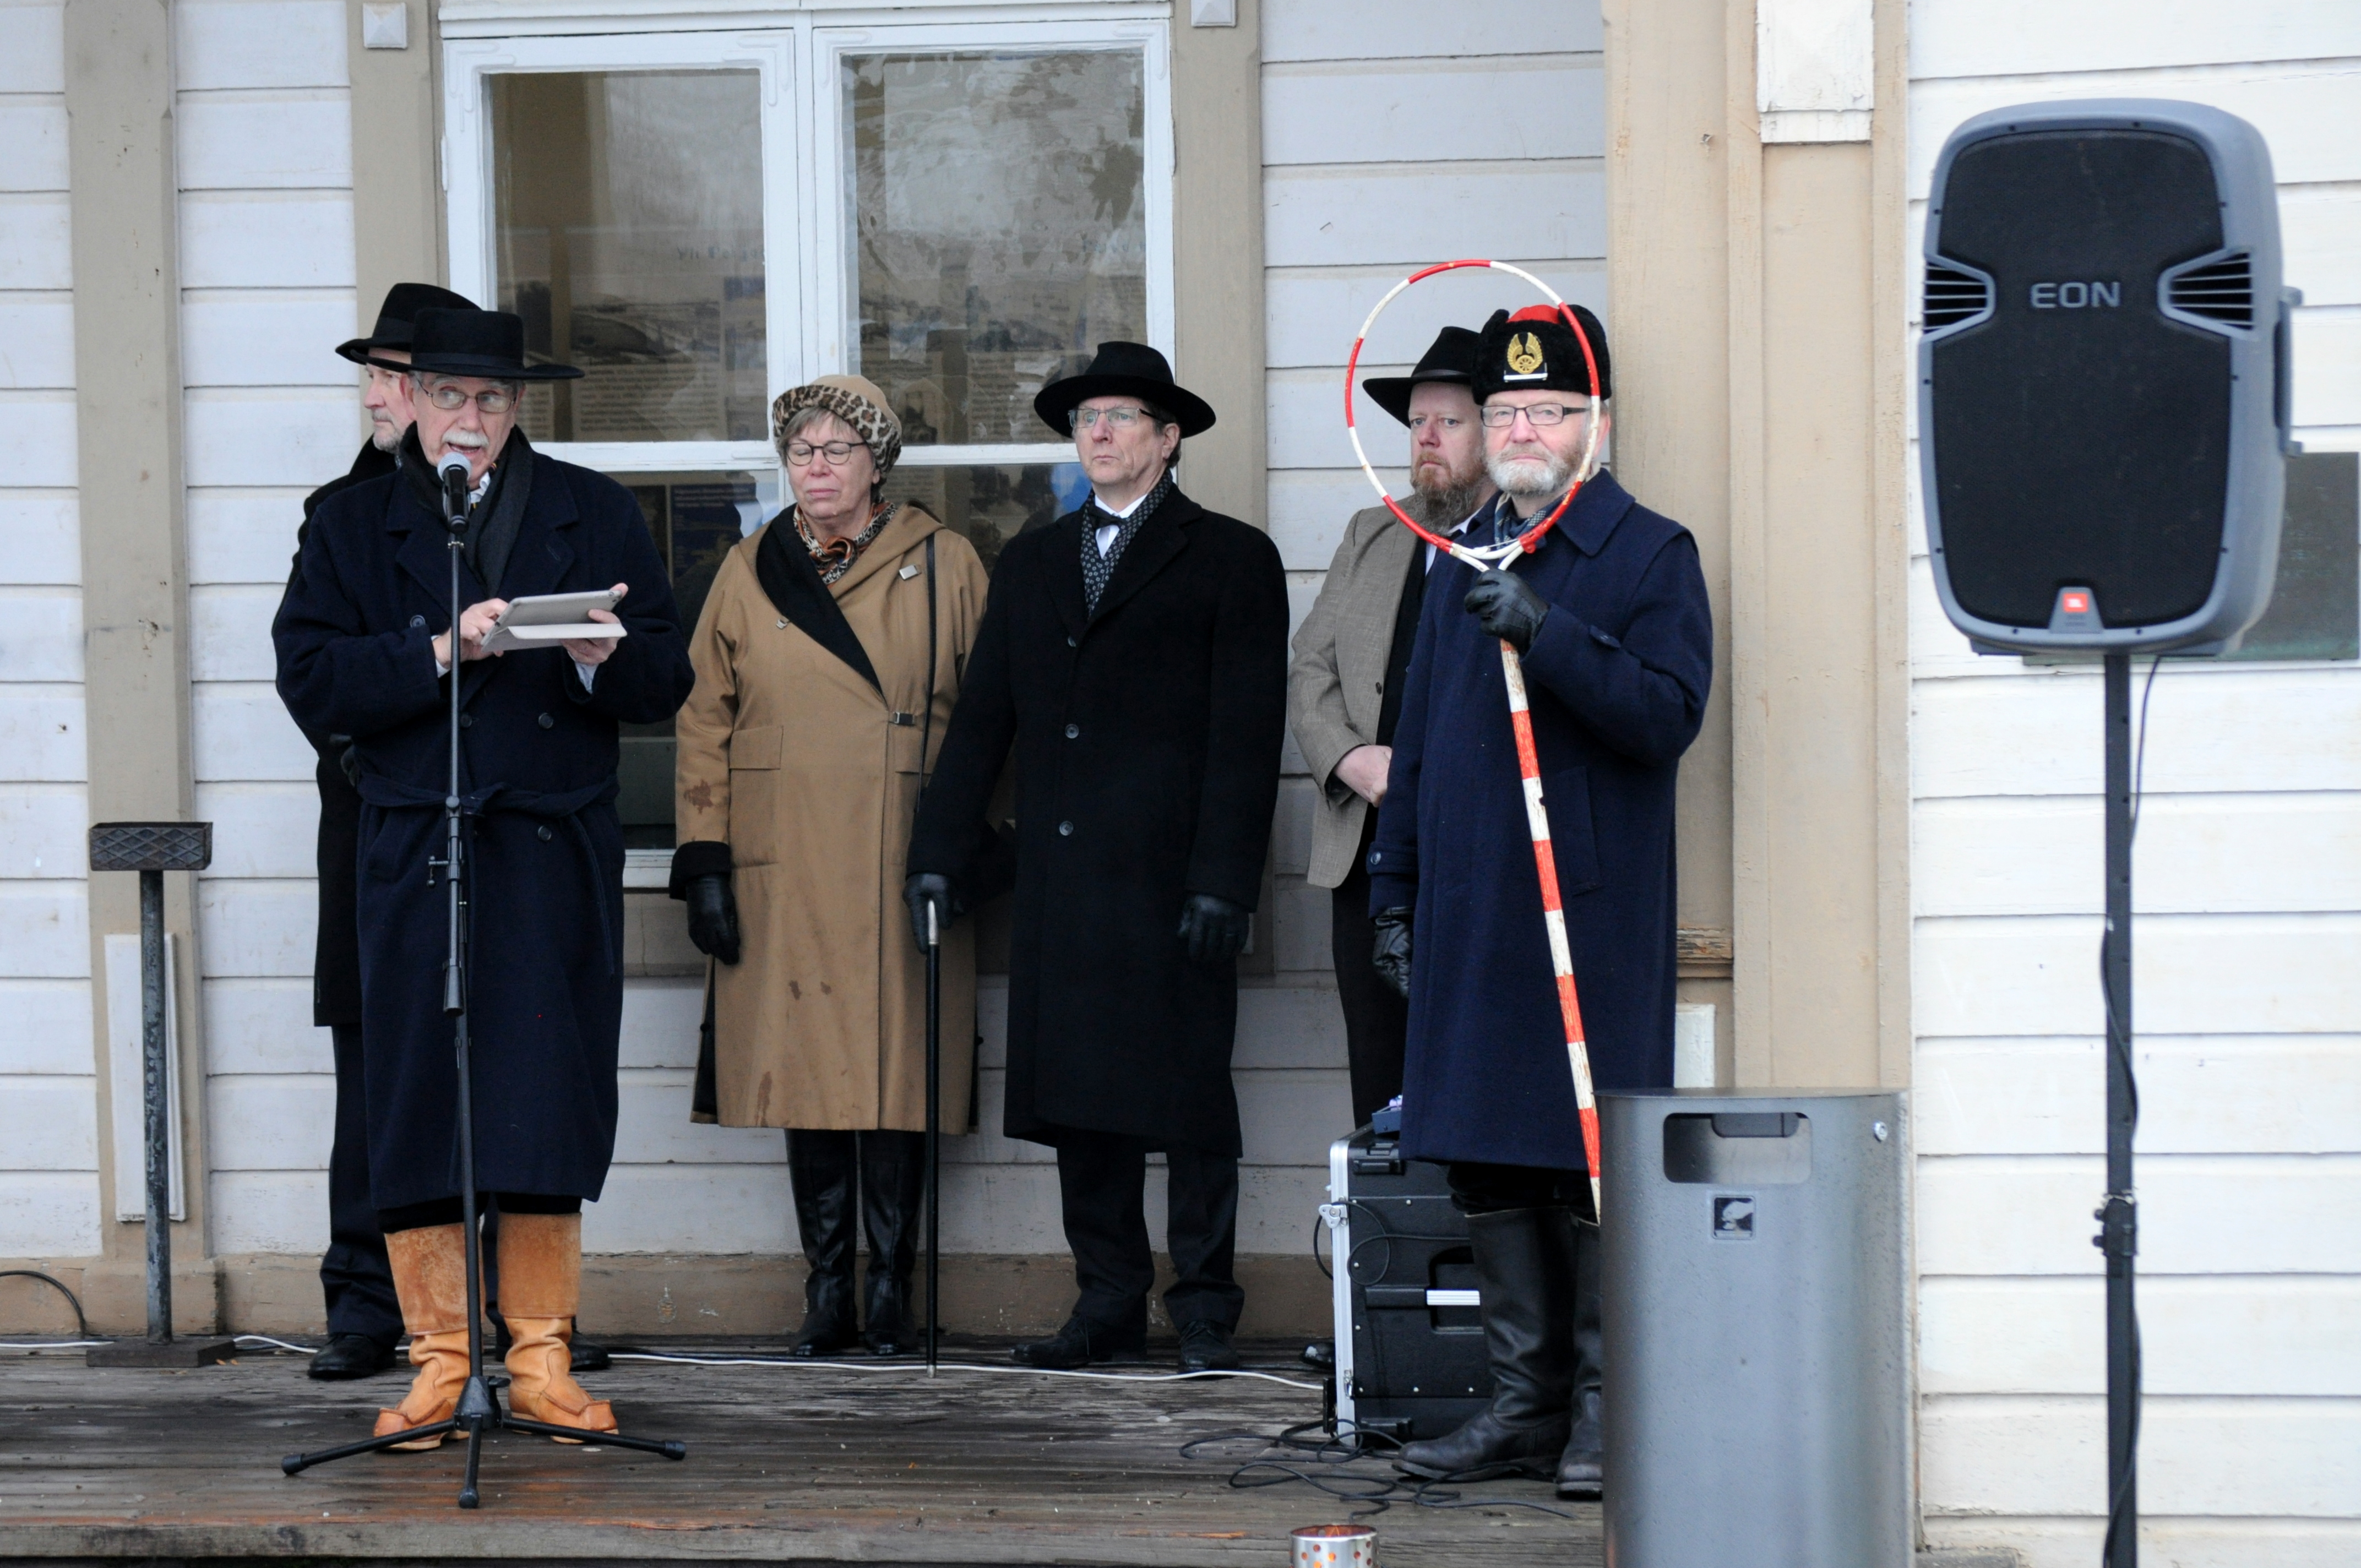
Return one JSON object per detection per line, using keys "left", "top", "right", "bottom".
{"left": 1907, "top": 3, "right": 2361, "bottom": 1563}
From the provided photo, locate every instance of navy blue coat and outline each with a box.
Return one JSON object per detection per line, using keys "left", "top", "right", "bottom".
{"left": 273, "top": 445, "right": 693, "bottom": 1209}
{"left": 1368, "top": 472, "right": 1711, "bottom": 1171}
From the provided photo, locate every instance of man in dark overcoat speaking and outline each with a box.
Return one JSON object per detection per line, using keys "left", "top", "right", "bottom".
{"left": 275, "top": 308, "right": 694, "bottom": 1446}
{"left": 289, "top": 280, "right": 475, "bottom": 1383}
{"left": 906, "top": 342, "right": 1288, "bottom": 1374}
{"left": 1369, "top": 306, "right": 1712, "bottom": 1496}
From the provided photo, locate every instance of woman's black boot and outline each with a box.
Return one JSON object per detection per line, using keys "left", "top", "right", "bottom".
{"left": 857, "top": 1130, "right": 927, "bottom": 1355}
{"left": 787, "top": 1130, "right": 861, "bottom": 1357}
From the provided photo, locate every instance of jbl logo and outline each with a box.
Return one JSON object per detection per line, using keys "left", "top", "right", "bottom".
{"left": 2028, "top": 280, "right": 2120, "bottom": 309}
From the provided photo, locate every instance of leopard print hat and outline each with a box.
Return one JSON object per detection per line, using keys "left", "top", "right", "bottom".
{"left": 770, "top": 374, "right": 903, "bottom": 479}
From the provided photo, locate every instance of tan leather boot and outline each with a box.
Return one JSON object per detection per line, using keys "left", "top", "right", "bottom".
{"left": 497, "top": 1212, "right": 616, "bottom": 1442}
{"left": 373, "top": 1223, "right": 472, "bottom": 1451}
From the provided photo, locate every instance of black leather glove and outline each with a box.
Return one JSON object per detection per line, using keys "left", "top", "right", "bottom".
{"left": 1177, "top": 892, "right": 1252, "bottom": 965}
{"left": 335, "top": 739, "right": 361, "bottom": 791}
{"left": 904, "top": 872, "right": 958, "bottom": 951}
{"left": 684, "top": 873, "right": 741, "bottom": 965}
{"left": 1372, "top": 907, "right": 1413, "bottom": 999}
{"left": 1465, "top": 568, "right": 1551, "bottom": 654}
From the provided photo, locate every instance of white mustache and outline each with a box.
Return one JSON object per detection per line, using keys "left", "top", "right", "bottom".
{"left": 443, "top": 432, "right": 489, "bottom": 450}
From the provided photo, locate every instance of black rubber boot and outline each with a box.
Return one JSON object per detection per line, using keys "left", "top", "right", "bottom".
{"left": 787, "top": 1130, "right": 861, "bottom": 1357}
{"left": 1395, "top": 1206, "right": 1577, "bottom": 1480}
{"left": 1557, "top": 1218, "right": 1604, "bottom": 1499}
{"left": 857, "top": 1130, "right": 926, "bottom": 1355}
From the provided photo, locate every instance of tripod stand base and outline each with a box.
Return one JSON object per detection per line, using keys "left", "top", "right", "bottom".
{"left": 90, "top": 1336, "right": 236, "bottom": 1369}
{"left": 279, "top": 1388, "right": 687, "bottom": 1506}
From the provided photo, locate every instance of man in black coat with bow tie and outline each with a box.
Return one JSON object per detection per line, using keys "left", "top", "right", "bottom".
{"left": 906, "top": 343, "right": 1289, "bottom": 1373}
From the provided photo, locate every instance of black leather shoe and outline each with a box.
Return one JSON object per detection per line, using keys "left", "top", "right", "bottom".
{"left": 569, "top": 1335, "right": 613, "bottom": 1373}
{"left": 1556, "top": 1386, "right": 1603, "bottom": 1499}
{"left": 1177, "top": 1319, "right": 1241, "bottom": 1372}
{"left": 1397, "top": 1407, "right": 1570, "bottom": 1480}
{"left": 307, "top": 1332, "right": 397, "bottom": 1380}
{"left": 1011, "top": 1315, "right": 1145, "bottom": 1370}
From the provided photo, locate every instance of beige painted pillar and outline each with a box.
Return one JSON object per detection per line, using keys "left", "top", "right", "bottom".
{"left": 1169, "top": 0, "right": 1265, "bottom": 533}
{"left": 347, "top": 0, "right": 445, "bottom": 341}
{"left": 64, "top": 0, "right": 215, "bottom": 1329}
{"left": 1607, "top": 0, "right": 1908, "bottom": 1089}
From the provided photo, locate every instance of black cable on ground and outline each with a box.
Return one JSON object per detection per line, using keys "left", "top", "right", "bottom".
{"left": 0, "top": 1270, "right": 91, "bottom": 1338}
{"left": 1182, "top": 1420, "right": 1591, "bottom": 1522}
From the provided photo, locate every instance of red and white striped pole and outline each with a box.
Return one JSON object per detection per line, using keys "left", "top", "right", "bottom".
{"left": 1344, "top": 259, "right": 1606, "bottom": 1216}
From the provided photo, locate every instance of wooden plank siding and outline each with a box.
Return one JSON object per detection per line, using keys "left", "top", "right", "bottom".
{"left": 1907, "top": 4, "right": 2361, "bottom": 1563}
{"left": 0, "top": 0, "right": 96, "bottom": 1263}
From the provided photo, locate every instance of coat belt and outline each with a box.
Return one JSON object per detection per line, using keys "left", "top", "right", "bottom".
{"left": 356, "top": 772, "right": 623, "bottom": 975}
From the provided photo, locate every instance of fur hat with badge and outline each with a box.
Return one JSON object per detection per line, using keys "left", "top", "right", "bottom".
{"left": 1471, "top": 304, "right": 1613, "bottom": 405}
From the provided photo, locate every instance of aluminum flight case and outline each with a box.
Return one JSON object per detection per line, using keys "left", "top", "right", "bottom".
{"left": 1325, "top": 1126, "right": 1492, "bottom": 1444}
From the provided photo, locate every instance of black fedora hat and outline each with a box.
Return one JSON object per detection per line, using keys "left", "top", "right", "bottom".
{"left": 1361, "top": 325, "right": 1482, "bottom": 428}
{"left": 335, "top": 282, "right": 480, "bottom": 367}
{"left": 1034, "top": 341, "right": 1216, "bottom": 438}
{"left": 405, "top": 307, "right": 583, "bottom": 383}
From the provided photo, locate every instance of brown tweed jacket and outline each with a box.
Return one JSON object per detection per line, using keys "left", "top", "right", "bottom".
{"left": 1286, "top": 503, "right": 1425, "bottom": 890}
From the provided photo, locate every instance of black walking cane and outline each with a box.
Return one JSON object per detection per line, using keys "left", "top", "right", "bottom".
{"left": 918, "top": 533, "right": 941, "bottom": 1376}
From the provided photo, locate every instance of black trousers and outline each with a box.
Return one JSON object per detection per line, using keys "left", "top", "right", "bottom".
{"left": 1447, "top": 1160, "right": 1602, "bottom": 1396}
{"left": 1055, "top": 1131, "right": 1244, "bottom": 1338}
{"left": 320, "top": 1023, "right": 401, "bottom": 1343}
{"left": 1330, "top": 854, "right": 1407, "bottom": 1129}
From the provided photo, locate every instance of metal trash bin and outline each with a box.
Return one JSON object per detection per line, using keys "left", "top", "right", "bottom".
{"left": 1602, "top": 1089, "right": 1910, "bottom": 1568}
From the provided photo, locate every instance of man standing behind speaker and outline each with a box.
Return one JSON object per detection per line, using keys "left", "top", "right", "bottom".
{"left": 287, "top": 281, "right": 475, "bottom": 1380}
{"left": 1287, "top": 326, "right": 1493, "bottom": 1127}
{"left": 1372, "top": 307, "right": 1711, "bottom": 1498}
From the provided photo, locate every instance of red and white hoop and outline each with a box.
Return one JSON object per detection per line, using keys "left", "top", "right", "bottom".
{"left": 1341, "top": 258, "right": 1603, "bottom": 568}
{"left": 1345, "top": 258, "right": 1607, "bottom": 1217}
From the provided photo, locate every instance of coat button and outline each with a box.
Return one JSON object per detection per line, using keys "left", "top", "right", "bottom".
{"left": 1067, "top": 634, "right": 1078, "bottom": 648}
{"left": 1064, "top": 723, "right": 1079, "bottom": 739}
{"left": 1058, "top": 820, "right": 1074, "bottom": 836}
{"left": 537, "top": 712, "right": 554, "bottom": 729}
{"left": 537, "top": 825, "right": 553, "bottom": 842}
{"left": 458, "top": 714, "right": 473, "bottom": 729}
{"left": 409, "top": 614, "right": 426, "bottom": 629}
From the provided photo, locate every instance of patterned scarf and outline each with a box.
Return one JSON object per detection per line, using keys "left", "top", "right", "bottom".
{"left": 1080, "top": 468, "right": 1176, "bottom": 616}
{"left": 795, "top": 501, "right": 897, "bottom": 586}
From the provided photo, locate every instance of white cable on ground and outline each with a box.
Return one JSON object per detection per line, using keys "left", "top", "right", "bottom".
{"left": 236, "top": 1334, "right": 319, "bottom": 1354}
{"left": 610, "top": 1350, "right": 1324, "bottom": 1391}
{"left": 0, "top": 1340, "right": 109, "bottom": 1351}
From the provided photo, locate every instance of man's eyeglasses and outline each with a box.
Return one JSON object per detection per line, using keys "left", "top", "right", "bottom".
{"left": 1479, "top": 402, "right": 1591, "bottom": 429}
{"left": 785, "top": 440, "right": 864, "bottom": 466}
{"left": 421, "top": 382, "right": 518, "bottom": 416}
{"left": 1071, "top": 406, "right": 1152, "bottom": 432}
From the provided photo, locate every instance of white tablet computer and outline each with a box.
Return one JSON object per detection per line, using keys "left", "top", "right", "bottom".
{"left": 478, "top": 589, "right": 627, "bottom": 655}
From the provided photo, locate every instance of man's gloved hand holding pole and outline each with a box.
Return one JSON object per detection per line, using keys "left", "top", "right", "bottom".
{"left": 1372, "top": 907, "right": 1413, "bottom": 999}
{"left": 904, "top": 872, "right": 958, "bottom": 952}
{"left": 1464, "top": 568, "right": 1551, "bottom": 654}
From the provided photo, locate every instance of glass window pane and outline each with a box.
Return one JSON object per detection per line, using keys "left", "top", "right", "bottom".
{"left": 846, "top": 51, "right": 1146, "bottom": 446}
{"left": 880, "top": 462, "right": 1087, "bottom": 574}
{"left": 613, "top": 469, "right": 782, "bottom": 848}
{"left": 491, "top": 70, "right": 766, "bottom": 445}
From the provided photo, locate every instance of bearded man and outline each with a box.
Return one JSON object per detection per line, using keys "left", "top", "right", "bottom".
{"left": 275, "top": 308, "right": 694, "bottom": 1446}
{"left": 1368, "top": 306, "right": 1712, "bottom": 1498}
{"left": 1286, "top": 326, "right": 1493, "bottom": 1125}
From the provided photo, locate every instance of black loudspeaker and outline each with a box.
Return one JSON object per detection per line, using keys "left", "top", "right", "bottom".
{"left": 1921, "top": 100, "right": 2299, "bottom": 654}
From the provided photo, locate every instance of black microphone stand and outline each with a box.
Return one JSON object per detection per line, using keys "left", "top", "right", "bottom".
{"left": 282, "top": 454, "right": 684, "bottom": 1506}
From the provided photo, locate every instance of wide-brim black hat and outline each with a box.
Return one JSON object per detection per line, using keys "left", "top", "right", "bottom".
{"left": 1034, "top": 341, "right": 1215, "bottom": 438}
{"left": 405, "top": 307, "right": 583, "bottom": 382}
{"left": 1361, "top": 325, "right": 1482, "bottom": 427}
{"left": 335, "top": 282, "right": 479, "bottom": 366}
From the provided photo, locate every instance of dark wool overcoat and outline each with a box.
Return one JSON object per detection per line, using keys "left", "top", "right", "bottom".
{"left": 274, "top": 443, "right": 694, "bottom": 1209}
{"left": 292, "top": 439, "right": 396, "bottom": 1028}
{"left": 907, "top": 487, "right": 1288, "bottom": 1156}
{"left": 1369, "top": 472, "right": 1712, "bottom": 1172}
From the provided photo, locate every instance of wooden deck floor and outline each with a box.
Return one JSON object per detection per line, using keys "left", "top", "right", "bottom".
{"left": 0, "top": 1341, "right": 1598, "bottom": 1566}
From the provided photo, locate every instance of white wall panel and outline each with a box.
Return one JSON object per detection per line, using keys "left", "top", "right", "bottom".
{"left": 617, "top": 977, "right": 703, "bottom": 1070}
{"left": 1261, "top": 58, "right": 1602, "bottom": 167}
{"left": 179, "top": 193, "right": 354, "bottom": 289}
{"left": 1264, "top": 260, "right": 1607, "bottom": 372}
{"left": 0, "top": 494, "right": 80, "bottom": 584}
{"left": 2292, "top": 309, "right": 2361, "bottom": 429}
{"left": 204, "top": 1072, "right": 333, "bottom": 1171}
{"left": 176, "top": 96, "right": 352, "bottom": 190}
{"left": 1, "top": 1074, "right": 97, "bottom": 1169}
{"left": 0, "top": 194, "right": 73, "bottom": 290}
{"left": 1908, "top": 0, "right": 2361, "bottom": 82}
{"left": 182, "top": 389, "right": 356, "bottom": 488}
{"left": 0, "top": 4, "right": 64, "bottom": 95}
{"left": 2281, "top": 185, "right": 2361, "bottom": 307}
{"left": 1265, "top": 164, "right": 1606, "bottom": 270}
{"left": 187, "top": 584, "right": 286, "bottom": 682}
{"left": 207, "top": 1168, "right": 327, "bottom": 1254}
{"left": 195, "top": 879, "right": 315, "bottom": 978}
{"left": 0, "top": 688, "right": 83, "bottom": 781}
{"left": 0, "top": 882, "right": 86, "bottom": 978}
{"left": 193, "top": 782, "right": 319, "bottom": 876}
{"left": 0, "top": 104, "right": 67, "bottom": 193}
{"left": 0, "top": 585, "right": 79, "bottom": 680}
{"left": 200, "top": 977, "right": 325, "bottom": 1075}
{"left": 0, "top": 1170, "right": 99, "bottom": 1257}
{"left": 187, "top": 489, "right": 311, "bottom": 586}
{"left": 0, "top": 978, "right": 91, "bottom": 1074}
{"left": 191, "top": 682, "right": 312, "bottom": 781}
{"left": 176, "top": 1, "right": 347, "bottom": 92}
{"left": 182, "top": 293, "right": 358, "bottom": 389}
{"left": 0, "top": 296, "right": 75, "bottom": 388}
{"left": 0, "top": 393, "right": 79, "bottom": 489}
{"left": 0, "top": 783, "right": 85, "bottom": 879}
{"left": 1263, "top": 0, "right": 1601, "bottom": 62}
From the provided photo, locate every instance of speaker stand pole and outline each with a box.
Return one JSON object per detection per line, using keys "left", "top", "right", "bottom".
{"left": 2100, "top": 652, "right": 2139, "bottom": 1568}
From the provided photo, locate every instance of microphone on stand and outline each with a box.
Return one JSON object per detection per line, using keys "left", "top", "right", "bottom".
{"left": 438, "top": 448, "right": 472, "bottom": 531}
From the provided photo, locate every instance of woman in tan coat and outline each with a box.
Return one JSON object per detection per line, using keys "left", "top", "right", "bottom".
{"left": 671, "top": 374, "right": 988, "bottom": 1355}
